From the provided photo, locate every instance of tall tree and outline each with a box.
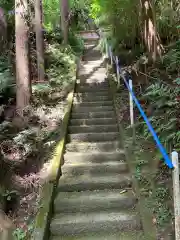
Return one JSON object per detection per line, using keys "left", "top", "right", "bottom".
{"left": 61, "top": 0, "right": 69, "bottom": 44}
{"left": 140, "top": 0, "right": 164, "bottom": 62}
{"left": 15, "top": 0, "right": 31, "bottom": 116}
{"left": 0, "top": 7, "right": 7, "bottom": 54}
{"left": 35, "top": 0, "right": 45, "bottom": 82}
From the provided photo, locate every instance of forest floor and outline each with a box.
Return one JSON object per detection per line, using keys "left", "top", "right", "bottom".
{"left": 0, "top": 89, "right": 71, "bottom": 237}
{"left": 0, "top": 28, "right": 80, "bottom": 237}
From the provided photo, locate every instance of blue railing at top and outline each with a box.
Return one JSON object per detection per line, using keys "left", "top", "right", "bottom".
{"left": 104, "top": 36, "right": 174, "bottom": 169}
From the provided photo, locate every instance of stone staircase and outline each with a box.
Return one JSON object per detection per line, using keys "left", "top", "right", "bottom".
{"left": 49, "top": 41, "right": 144, "bottom": 239}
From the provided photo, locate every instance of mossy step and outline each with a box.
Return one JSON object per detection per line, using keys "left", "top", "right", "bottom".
{"left": 70, "top": 118, "right": 117, "bottom": 126}
{"left": 54, "top": 189, "right": 136, "bottom": 213}
{"left": 64, "top": 152, "right": 125, "bottom": 164}
{"left": 71, "top": 111, "right": 115, "bottom": 119}
{"left": 58, "top": 173, "right": 131, "bottom": 192}
{"left": 72, "top": 105, "right": 114, "bottom": 113}
{"left": 65, "top": 141, "right": 122, "bottom": 153}
{"left": 68, "top": 132, "right": 119, "bottom": 142}
{"left": 68, "top": 125, "right": 118, "bottom": 134}
{"left": 50, "top": 231, "right": 145, "bottom": 240}
{"left": 61, "top": 161, "right": 128, "bottom": 176}
{"left": 73, "top": 101, "right": 113, "bottom": 107}
{"left": 50, "top": 210, "right": 141, "bottom": 236}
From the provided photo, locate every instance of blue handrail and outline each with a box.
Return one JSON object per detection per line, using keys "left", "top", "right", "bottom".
{"left": 107, "top": 43, "right": 174, "bottom": 169}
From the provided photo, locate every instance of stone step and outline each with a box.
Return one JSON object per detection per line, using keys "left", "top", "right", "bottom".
{"left": 71, "top": 111, "right": 115, "bottom": 119}
{"left": 50, "top": 231, "right": 145, "bottom": 240}
{"left": 81, "top": 59, "right": 103, "bottom": 65}
{"left": 67, "top": 132, "right": 119, "bottom": 142}
{"left": 64, "top": 152, "right": 125, "bottom": 164}
{"left": 73, "top": 94, "right": 112, "bottom": 102}
{"left": 50, "top": 210, "right": 141, "bottom": 236}
{"left": 76, "top": 82, "right": 109, "bottom": 88}
{"left": 58, "top": 172, "right": 131, "bottom": 192}
{"left": 76, "top": 83, "right": 108, "bottom": 89}
{"left": 76, "top": 86, "right": 109, "bottom": 93}
{"left": 72, "top": 106, "right": 114, "bottom": 113}
{"left": 68, "top": 125, "right": 118, "bottom": 134}
{"left": 65, "top": 141, "right": 122, "bottom": 153}
{"left": 70, "top": 118, "right": 117, "bottom": 126}
{"left": 73, "top": 101, "right": 113, "bottom": 107}
{"left": 54, "top": 189, "right": 136, "bottom": 213}
{"left": 74, "top": 91, "right": 111, "bottom": 97}
{"left": 61, "top": 162, "right": 128, "bottom": 176}
{"left": 74, "top": 90, "right": 109, "bottom": 95}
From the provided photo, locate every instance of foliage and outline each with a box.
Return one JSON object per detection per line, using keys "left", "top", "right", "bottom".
{"left": 46, "top": 43, "right": 76, "bottom": 82}
{"left": 69, "top": 0, "right": 91, "bottom": 30}
{"left": 32, "top": 42, "right": 77, "bottom": 104}
{"left": 43, "top": 0, "right": 60, "bottom": 31}
{"left": 156, "top": 0, "right": 180, "bottom": 42}
{"left": 138, "top": 80, "right": 180, "bottom": 151}
{"left": 162, "top": 40, "right": 180, "bottom": 74}
{"left": 90, "top": 0, "right": 139, "bottom": 49}
{"left": 2, "top": 190, "right": 18, "bottom": 201}
{"left": 151, "top": 187, "right": 172, "bottom": 226}
{"left": 13, "top": 221, "right": 34, "bottom": 240}
{"left": 43, "top": 0, "right": 91, "bottom": 32}
{"left": 68, "top": 30, "right": 84, "bottom": 55}
{"left": 44, "top": 27, "right": 63, "bottom": 44}
{"left": 0, "top": 56, "right": 15, "bottom": 101}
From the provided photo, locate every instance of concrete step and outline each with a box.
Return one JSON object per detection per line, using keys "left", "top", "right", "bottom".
{"left": 71, "top": 111, "right": 116, "bottom": 119}
{"left": 76, "top": 84, "right": 108, "bottom": 89}
{"left": 58, "top": 172, "right": 131, "bottom": 192}
{"left": 74, "top": 93, "right": 112, "bottom": 101}
{"left": 76, "top": 86, "right": 109, "bottom": 93}
{"left": 74, "top": 91, "right": 109, "bottom": 96}
{"left": 54, "top": 189, "right": 136, "bottom": 213}
{"left": 70, "top": 118, "right": 117, "bottom": 126}
{"left": 65, "top": 141, "right": 122, "bottom": 153}
{"left": 64, "top": 152, "right": 125, "bottom": 164}
{"left": 61, "top": 162, "right": 128, "bottom": 176}
{"left": 50, "top": 231, "right": 145, "bottom": 240}
{"left": 73, "top": 101, "right": 113, "bottom": 107}
{"left": 67, "top": 132, "right": 119, "bottom": 142}
{"left": 68, "top": 125, "right": 118, "bottom": 134}
{"left": 72, "top": 106, "right": 114, "bottom": 113}
{"left": 76, "top": 82, "right": 109, "bottom": 88}
{"left": 50, "top": 210, "right": 141, "bottom": 236}
{"left": 76, "top": 87, "right": 110, "bottom": 95}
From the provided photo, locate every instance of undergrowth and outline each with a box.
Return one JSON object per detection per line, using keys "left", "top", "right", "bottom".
{"left": 0, "top": 28, "right": 83, "bottom": 239}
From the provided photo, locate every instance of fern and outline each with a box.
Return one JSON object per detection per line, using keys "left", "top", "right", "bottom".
{"left": 139, "top": 81, "right": 179, "bottom": 151}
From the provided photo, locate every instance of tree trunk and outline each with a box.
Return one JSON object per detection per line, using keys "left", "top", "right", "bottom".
{"left": 61, "top": 0, "right": 69, "bottom": 44}
{"left": 0, "top": 7, "right": 7, "bottom": 54}
{"left": 15, "top": 0, "right": 31, "bottom": 116}
{"left": 140, "top": 0, "right": 163, "bottom": 62}
{"left": 35, "top": 0, "right": 45, "bottom": 82}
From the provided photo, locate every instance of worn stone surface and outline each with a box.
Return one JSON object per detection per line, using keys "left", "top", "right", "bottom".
{"left": 50, "top": 211, "right": 141, "bottom": 236}
{"left": 70, "top": 117, "right": 117, "bottom": 126}
{"left": 68, "top": 124, "right": 118, "bottom": 134}
{"left": 71, "top": 111, "right": 116, "bottom": 119}
{"left": 54, "top": 189, "right": 136, "bottom": 213}
{"left": 50, "top": 232, "right": 145, "bottom": 240}
{"left": 67, "top": 132, "right": 120, "bottom": 142}
{"left": 63, "top": 151, "right": 125, "bottom": 164}
{"left": 65, "top": 141, "right": 122, "bottom": 152}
